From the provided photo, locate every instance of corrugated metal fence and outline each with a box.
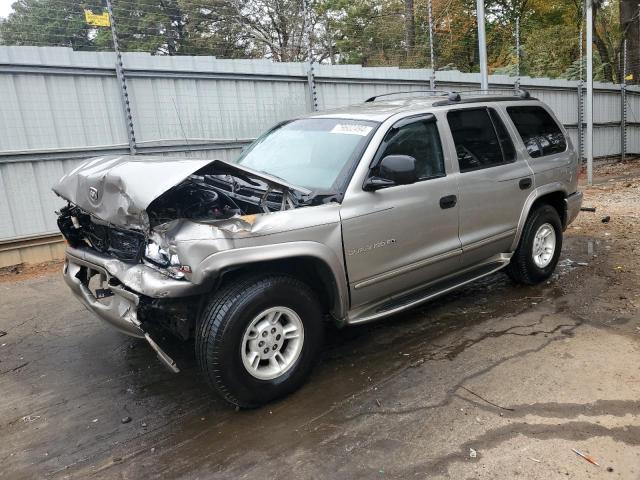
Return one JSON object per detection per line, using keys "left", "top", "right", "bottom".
{"left": 1, "top": 46, "right": 638, "bottom": 266}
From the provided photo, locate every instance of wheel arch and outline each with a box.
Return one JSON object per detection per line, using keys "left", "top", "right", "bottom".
{"left": 510, "top": 184, "right": 568, "bottom": 251}
{"left": 196, "top": 242, "right": 349, "bottom": 322}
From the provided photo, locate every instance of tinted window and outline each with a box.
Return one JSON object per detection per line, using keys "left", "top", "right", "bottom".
{"left": 489, "top": 109, "right": 516, "bottom": 163}
{"left": 379, "top": 120, "right": 445, "bottom": 180}
{"left": 507, "top": 106, "right": 566, "bottom": 158}
{"left": 447, "top": 108, "right": 513, "bottom": 172}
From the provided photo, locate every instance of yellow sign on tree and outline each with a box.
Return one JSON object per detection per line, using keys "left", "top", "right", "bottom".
{"left": 84, "top": 9, "right": 111, "bottom": 27}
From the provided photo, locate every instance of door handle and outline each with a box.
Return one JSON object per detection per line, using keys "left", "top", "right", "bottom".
{"left": 519, "top": 177, "right": 532, "bottom": 190}
{"left": 439, "top": 194, "right": 457, "bottom": 209}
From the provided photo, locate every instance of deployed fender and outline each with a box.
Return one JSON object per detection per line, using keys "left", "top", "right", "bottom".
{"left": 194, "top": 241, "right": 350, "bottom": 321}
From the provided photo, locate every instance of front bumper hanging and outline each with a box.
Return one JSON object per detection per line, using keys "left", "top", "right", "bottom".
{"left": 63, "top": 250, "right": 180, "bottom": 373}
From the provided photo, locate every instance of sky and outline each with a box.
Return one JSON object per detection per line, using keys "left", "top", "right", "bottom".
{"left": 0, "top": 0, "right": 13, "bottom": 19}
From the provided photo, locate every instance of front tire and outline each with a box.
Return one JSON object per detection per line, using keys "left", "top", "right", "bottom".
{"left": 196, "top": 274, "right": 324, "bottom": 408}
{"left": 507, "top": 204, "right": 563, "bottom": 285}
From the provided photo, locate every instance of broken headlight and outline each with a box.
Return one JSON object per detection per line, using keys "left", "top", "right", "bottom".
{"left": 144, "top": 241, "right": 175, "bottom": 267}
{"left": 144, "top": 241, "right": 186, "bottom": 279}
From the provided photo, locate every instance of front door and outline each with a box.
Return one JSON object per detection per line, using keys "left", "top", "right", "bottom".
{"left": 340, "top": 115, "right": 462, "bottom": 310}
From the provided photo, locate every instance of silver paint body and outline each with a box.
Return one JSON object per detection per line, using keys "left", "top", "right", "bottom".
{"left": 54, "top": 96, "right": 582, "bottom": 336}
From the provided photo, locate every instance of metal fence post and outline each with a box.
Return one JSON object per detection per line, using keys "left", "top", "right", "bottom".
{"left": 578, "top": 80, "right": 584, "bottom": 164}
{"left": 428, "top": 0, "right": 436, "bottom": 90}
{"left": 579, "top": 23, "right": 583, "bottom": 82}
{"left": 586, "top": 0, "right": 593, "bottom": 185}
{"left": 621, "top": 39, "right": 627, "bottom": 162}
{"left": 515, "top": 16, "right": 520, "bottom": 77}
{"left": 106, "top": 0, "right": 137, "bottom": 155}
{"left": 303, "top": 0, "right": 319, "bottom": 112}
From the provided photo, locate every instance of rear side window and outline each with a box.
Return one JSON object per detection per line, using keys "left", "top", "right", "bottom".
{"left": 489, "top": 109, "right": 516, "bottom": 163}
{"left": 507, "top": 106, "right": 566, "bottom": 158}
{"left": 447, "top": 108, "right": 515, "bottom": 172}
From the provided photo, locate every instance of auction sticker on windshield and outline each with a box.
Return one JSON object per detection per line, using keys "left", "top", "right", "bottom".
{"left": 330, "top": 124, "right": 373, "bottom": 136}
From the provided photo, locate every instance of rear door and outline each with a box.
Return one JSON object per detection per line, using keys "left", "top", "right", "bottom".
{"left": 505, "top": 104, "right": 574, "bottom": 188}
{"left": 445, "top": 106, "right": 532, "bottom": 267}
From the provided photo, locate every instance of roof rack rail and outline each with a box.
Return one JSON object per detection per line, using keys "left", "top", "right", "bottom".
{"left": 364, "top": 90, "right": 450, "bottom": 102}
{"left": 364, "top": 87, "right": 531, "bottom": 103}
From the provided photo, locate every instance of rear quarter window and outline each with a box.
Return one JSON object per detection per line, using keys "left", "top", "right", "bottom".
{"left": 507, "top": 106, "right": 566, "bottom": 158}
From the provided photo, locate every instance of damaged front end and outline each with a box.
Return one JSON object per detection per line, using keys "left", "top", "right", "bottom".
{"left": 55, "top": 157, "right": 318, "bottom": 279}
{"left": 54, "top": 155, "right": 322, "bottom": 370}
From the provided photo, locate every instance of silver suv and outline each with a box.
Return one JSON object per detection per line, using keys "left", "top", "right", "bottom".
{"left": 54, "top": 90, "right": 583, "bottom": 407}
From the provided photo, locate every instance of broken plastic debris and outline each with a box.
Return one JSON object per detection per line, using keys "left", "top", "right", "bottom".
{"left": 469, "top": 448, "right": 477, "bottom": 458}
{"left": 572, "top": 448, "right": 600, "bottom": 466}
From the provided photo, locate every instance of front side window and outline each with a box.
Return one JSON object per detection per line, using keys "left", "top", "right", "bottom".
{"left": 377, "top": 119, "right": 445, "bottom": 180}
{"left": 235, "top": 118, "right": 377, "bottom": 191}
{"left": 447, "top": 108, "right": 514, "bottom": 172}
{"left": 507, "top": 106, "right": 567, "bottom": 158}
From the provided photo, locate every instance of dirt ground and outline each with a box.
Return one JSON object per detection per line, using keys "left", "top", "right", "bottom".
{"left": 1, "top": 162, "right": 639, "bottom": 480}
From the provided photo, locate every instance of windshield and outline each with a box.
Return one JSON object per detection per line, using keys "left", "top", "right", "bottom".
{"left": 234, "top": 118, "right": 377, "bottom": 191}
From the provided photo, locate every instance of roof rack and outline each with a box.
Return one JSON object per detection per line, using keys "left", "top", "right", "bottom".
{"left": 364, "top": 89, "right": 450, "bottom": 102}
{"left": 364, "top": 88, "right": 531, "bottom": 103}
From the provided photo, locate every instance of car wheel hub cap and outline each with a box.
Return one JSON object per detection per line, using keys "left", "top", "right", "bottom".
{"left": 532, "top": 223, "right": 556, "bottom": 268}
{"left": 241, "top": 306, "right": 304, "bottom": 380}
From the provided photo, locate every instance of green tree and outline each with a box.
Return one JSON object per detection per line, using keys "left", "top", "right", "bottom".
{"left": 0, "top": 0, "right": 94, "bottom": 49}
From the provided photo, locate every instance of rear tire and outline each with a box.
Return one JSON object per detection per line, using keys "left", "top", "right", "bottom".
{"left": 196, "top": 274, "right": 324, "bottom": 408}
{"left": 507, "top": 204, "right": 562, "bottom": 285}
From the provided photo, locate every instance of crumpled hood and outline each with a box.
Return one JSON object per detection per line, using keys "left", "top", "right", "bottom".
{"left": 52, "top": 155, "right": 309, "bottom": 230}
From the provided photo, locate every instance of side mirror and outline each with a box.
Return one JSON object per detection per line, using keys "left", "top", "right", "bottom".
{"left": 364, "top": 155, "right": 418, "bottom": 191}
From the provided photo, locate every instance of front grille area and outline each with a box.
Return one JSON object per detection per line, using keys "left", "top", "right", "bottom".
{"left": 58, "top": 206, "right": 145, "bottom": 263}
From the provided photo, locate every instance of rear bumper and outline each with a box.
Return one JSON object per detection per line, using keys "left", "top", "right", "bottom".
{"left": 565, "top": 191, "right": 583, "bottom": 227}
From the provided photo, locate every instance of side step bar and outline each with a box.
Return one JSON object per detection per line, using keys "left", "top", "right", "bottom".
{"left": 347, "top": 255, "right": 511, "bottom": 325}
{"left": 145, "top": 333, "right": 180, "bottom": 373}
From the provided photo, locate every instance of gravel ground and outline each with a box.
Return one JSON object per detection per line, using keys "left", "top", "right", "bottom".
{"left": 0, "top": 162, "right": 639, "bottom": 479}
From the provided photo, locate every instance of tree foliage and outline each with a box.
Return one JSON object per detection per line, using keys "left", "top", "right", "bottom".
{"left": 0, "top": 0, "right": 631, "bottom": 81}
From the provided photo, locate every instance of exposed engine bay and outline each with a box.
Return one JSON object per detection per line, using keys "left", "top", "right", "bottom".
{"left": 147, "top": 170, "right": 308, "bottom": 228}
{"left": 55, "top": 160, "right": 327, "bottom": 267}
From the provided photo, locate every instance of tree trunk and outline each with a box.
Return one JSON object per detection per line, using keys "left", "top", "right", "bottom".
{"left": 404, "top": 0, "right": 415, "bottom": 58}
{"left": 592, "top": 2, "right": 614, "bottom": 82}
{"left": 620, "top": 0, "right": 640, "bottom": 84}
{"left": 593, "top": 32, "right": 615, "bottom": 82}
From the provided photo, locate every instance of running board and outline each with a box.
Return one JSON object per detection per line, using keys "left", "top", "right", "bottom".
{"left": 145, "top": 333, "right": 180, "bottom": 373}
{"left": 346, "top": 255, "right": 511, "bottom": 325}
